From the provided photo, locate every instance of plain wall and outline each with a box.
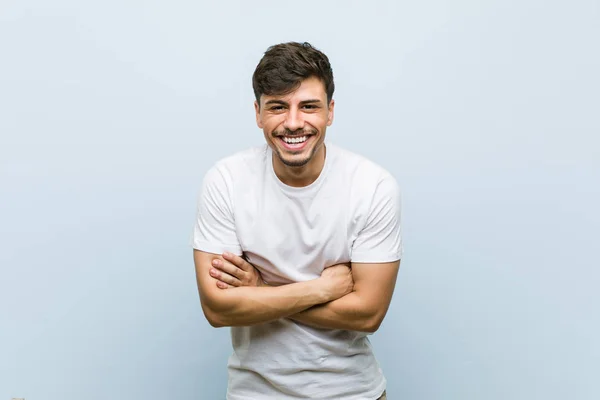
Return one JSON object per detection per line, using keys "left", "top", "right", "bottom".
{"left": 1, "top": 0, "right": 598, "bottom": 399}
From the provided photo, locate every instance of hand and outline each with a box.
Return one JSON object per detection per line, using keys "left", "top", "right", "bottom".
{"left": 209, "top": 251, "right": 265, "bottom": 289}
{"left": 319, "top": 263, "right": 354, "bottom": 301}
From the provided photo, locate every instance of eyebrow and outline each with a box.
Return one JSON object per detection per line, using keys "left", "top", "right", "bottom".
{"left": 264, "top": 99, "right": 288, "bottom": 106}
{"left": 264, "top": 99, "right": 323, "bottom": 106}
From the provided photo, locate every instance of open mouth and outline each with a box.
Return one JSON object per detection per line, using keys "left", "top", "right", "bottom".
{"left": 279, "top": 135, "right": 312, "bottom": 150}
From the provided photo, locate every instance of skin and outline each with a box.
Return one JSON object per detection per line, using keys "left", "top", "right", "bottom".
{"left": 194, "top": 76, "right": 400, "bottom": 332}
{"left": 255, "top": 76, "right": 334, "bottom": 187}
{"left": 211, "top": 253, "right": 399, "bottom": 332}
{"left": 194, "top": 250, "right": 354, "bottom": 327}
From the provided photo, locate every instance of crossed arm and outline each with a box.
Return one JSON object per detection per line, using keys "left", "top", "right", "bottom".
{"left": 288, "top": 260, "right": 400, "bottom": 332}
{"left": 194, "top": 249, "right": 400, "bottom": 333}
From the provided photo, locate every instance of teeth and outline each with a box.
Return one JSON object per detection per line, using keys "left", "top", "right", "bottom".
{"left": 283, "top": 136, "right": 307, "bottom": 144}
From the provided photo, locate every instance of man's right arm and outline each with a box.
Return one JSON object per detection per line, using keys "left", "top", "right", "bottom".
{"left": 193, "top": 249, "right": 353, "bottom": 327}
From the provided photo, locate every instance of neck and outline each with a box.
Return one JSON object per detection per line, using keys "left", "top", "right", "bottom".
{"left": 273, "top": 144, "right": 326, "bottom": 188}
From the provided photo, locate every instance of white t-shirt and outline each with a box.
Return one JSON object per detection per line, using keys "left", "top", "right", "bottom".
{"left": 192, "top": 142, "right": 402, "bottom": 400}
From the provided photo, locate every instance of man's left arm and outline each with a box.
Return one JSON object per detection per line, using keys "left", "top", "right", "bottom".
{"left": 210, "top": 171, "right": 402, "bottom": 332}
{"left": 291, "top": 172, "right": 402, "bottom": 332}
{"left": 288, "top": 260, "right": 400, "bottom": 332}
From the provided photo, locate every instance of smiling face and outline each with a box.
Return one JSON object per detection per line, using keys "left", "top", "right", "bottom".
{"left": 255, "top": 76, "right": 335, "bottom": 185}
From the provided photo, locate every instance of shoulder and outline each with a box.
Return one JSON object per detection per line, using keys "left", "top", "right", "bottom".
{"left": 328, "top": 143, "right": 399, "bottom": 192}
{"left": 213, "top": 145, "right": 268, "bottom": 173}
{"left": 205, "top": 145, "right": 268, "bottom": 184}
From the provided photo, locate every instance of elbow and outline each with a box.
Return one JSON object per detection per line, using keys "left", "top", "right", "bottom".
{"left": 201, "top": 303, "right": 228, "bottom": 328}
{"left": 362, "top": 312, "right": 385, "bottom": 333}
{"left": 206, "top": 314, "right": 227, "bottom": 328}
{"left": 362, "top": 319, "right": 381, "bottom": 333}
{"left": 198, "top": 290, "right": 242, "bottom": 328}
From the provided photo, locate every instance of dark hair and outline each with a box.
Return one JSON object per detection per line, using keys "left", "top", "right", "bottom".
{"left": 252, "top": 42, "right": 335, "bottom": 105}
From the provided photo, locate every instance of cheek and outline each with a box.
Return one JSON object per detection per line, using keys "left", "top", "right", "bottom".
{"left": 263, "top": 118, "right": 285, "bottom": 133}
{"left": 306, "top": 115, "right": 330, "bottom": 130}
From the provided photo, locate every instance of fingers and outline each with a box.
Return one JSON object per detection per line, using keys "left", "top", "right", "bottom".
{"left": 215, "top": 280, "right": 234, "bottom": 290}
{"left": 323, "top": 264, "right": 351, "bottom": 274}
{"left": 210, "top": 258, "right": 243, "bottom": 287}
{"left": 223, "top": 252, "right": 251, "bottom": 272}
{"left": 209, "top": 266, "right": 240, "bottom": 287}
{"left": 212, "top": 253, "right": 262, "bottom": 289}
{"left": 212, "top": 258, "right": 244, "bottom": 279}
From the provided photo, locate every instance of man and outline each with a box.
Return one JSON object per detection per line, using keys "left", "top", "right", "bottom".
{"left": 192, "top": 42, "right": 402, "bottom": 400}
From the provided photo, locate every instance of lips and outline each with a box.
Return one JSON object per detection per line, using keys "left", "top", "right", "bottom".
{"left": 282, "top": 135, "right": 308, "bottom": 144}
{"left": 278, "top": 135, "right": 312, "bottom": 151}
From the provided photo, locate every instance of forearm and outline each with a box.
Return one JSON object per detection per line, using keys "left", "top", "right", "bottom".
{"left": 289, "top": 291, "right": 383, "bottom": 333}
{"left": 202, "top": 279, "right": 329, "bottom": 327}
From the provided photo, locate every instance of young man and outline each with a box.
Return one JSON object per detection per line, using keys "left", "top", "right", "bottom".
{"left": 192, "top": 42, "right": 402, "bottom": 400}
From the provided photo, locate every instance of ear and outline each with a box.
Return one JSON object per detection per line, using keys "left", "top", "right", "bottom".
{"left": 327, "top": 99, "right": 335, "bottom": 126}
{"left": 254, "top": 100, "right": 264, "bottom": 129}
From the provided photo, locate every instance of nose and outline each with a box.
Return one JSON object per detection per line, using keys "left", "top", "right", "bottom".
{"left": 283, "top": 107, "right": 304, "bottom": 132}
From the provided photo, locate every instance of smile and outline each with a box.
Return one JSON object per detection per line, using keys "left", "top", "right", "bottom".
{"left": 279, "top": 135, "right": 312, "bottom": 150}
{"left": 282, "top": 136, "right": 308, "bottom": 144}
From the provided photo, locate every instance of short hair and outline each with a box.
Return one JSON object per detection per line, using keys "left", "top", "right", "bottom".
{"left": 252, "top": 42, "right": 335, "bottom": 105}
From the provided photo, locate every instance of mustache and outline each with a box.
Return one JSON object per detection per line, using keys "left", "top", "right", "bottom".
{"left": 273, "top": 128, "right": 317, "bottom": 137}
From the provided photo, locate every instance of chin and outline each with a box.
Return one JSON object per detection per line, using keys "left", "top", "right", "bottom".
{"left": 268, "top": 131, "right": 325, "bottom": 169}
{"left": 273, "top": 146, "right": 312, "bottom": 167}
{"left": 279, "top": 155, "right": 312, "bottom": 168}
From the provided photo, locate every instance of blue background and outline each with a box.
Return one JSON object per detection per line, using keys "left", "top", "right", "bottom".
{"left": 1, "top": 0, "right": 598, "bottom": 398}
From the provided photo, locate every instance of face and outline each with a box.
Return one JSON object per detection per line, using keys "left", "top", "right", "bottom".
{"left": 255, "top": 76, "right": 334, "bottom": 171}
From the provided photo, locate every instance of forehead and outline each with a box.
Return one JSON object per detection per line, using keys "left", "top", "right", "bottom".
{"left": 261, "top": 76, "right": 327, "bottom": 105}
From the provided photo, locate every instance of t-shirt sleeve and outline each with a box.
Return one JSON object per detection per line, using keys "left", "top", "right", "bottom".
{"left": 191, "top": 165, "right": 243, "bottom": 256}
{"left": 350, "top": 173, "right": 403, "bottom": 263}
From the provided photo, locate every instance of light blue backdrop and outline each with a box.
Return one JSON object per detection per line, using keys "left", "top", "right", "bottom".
{"left": 1, "top": 0, "right": 598, "bottom": 399}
